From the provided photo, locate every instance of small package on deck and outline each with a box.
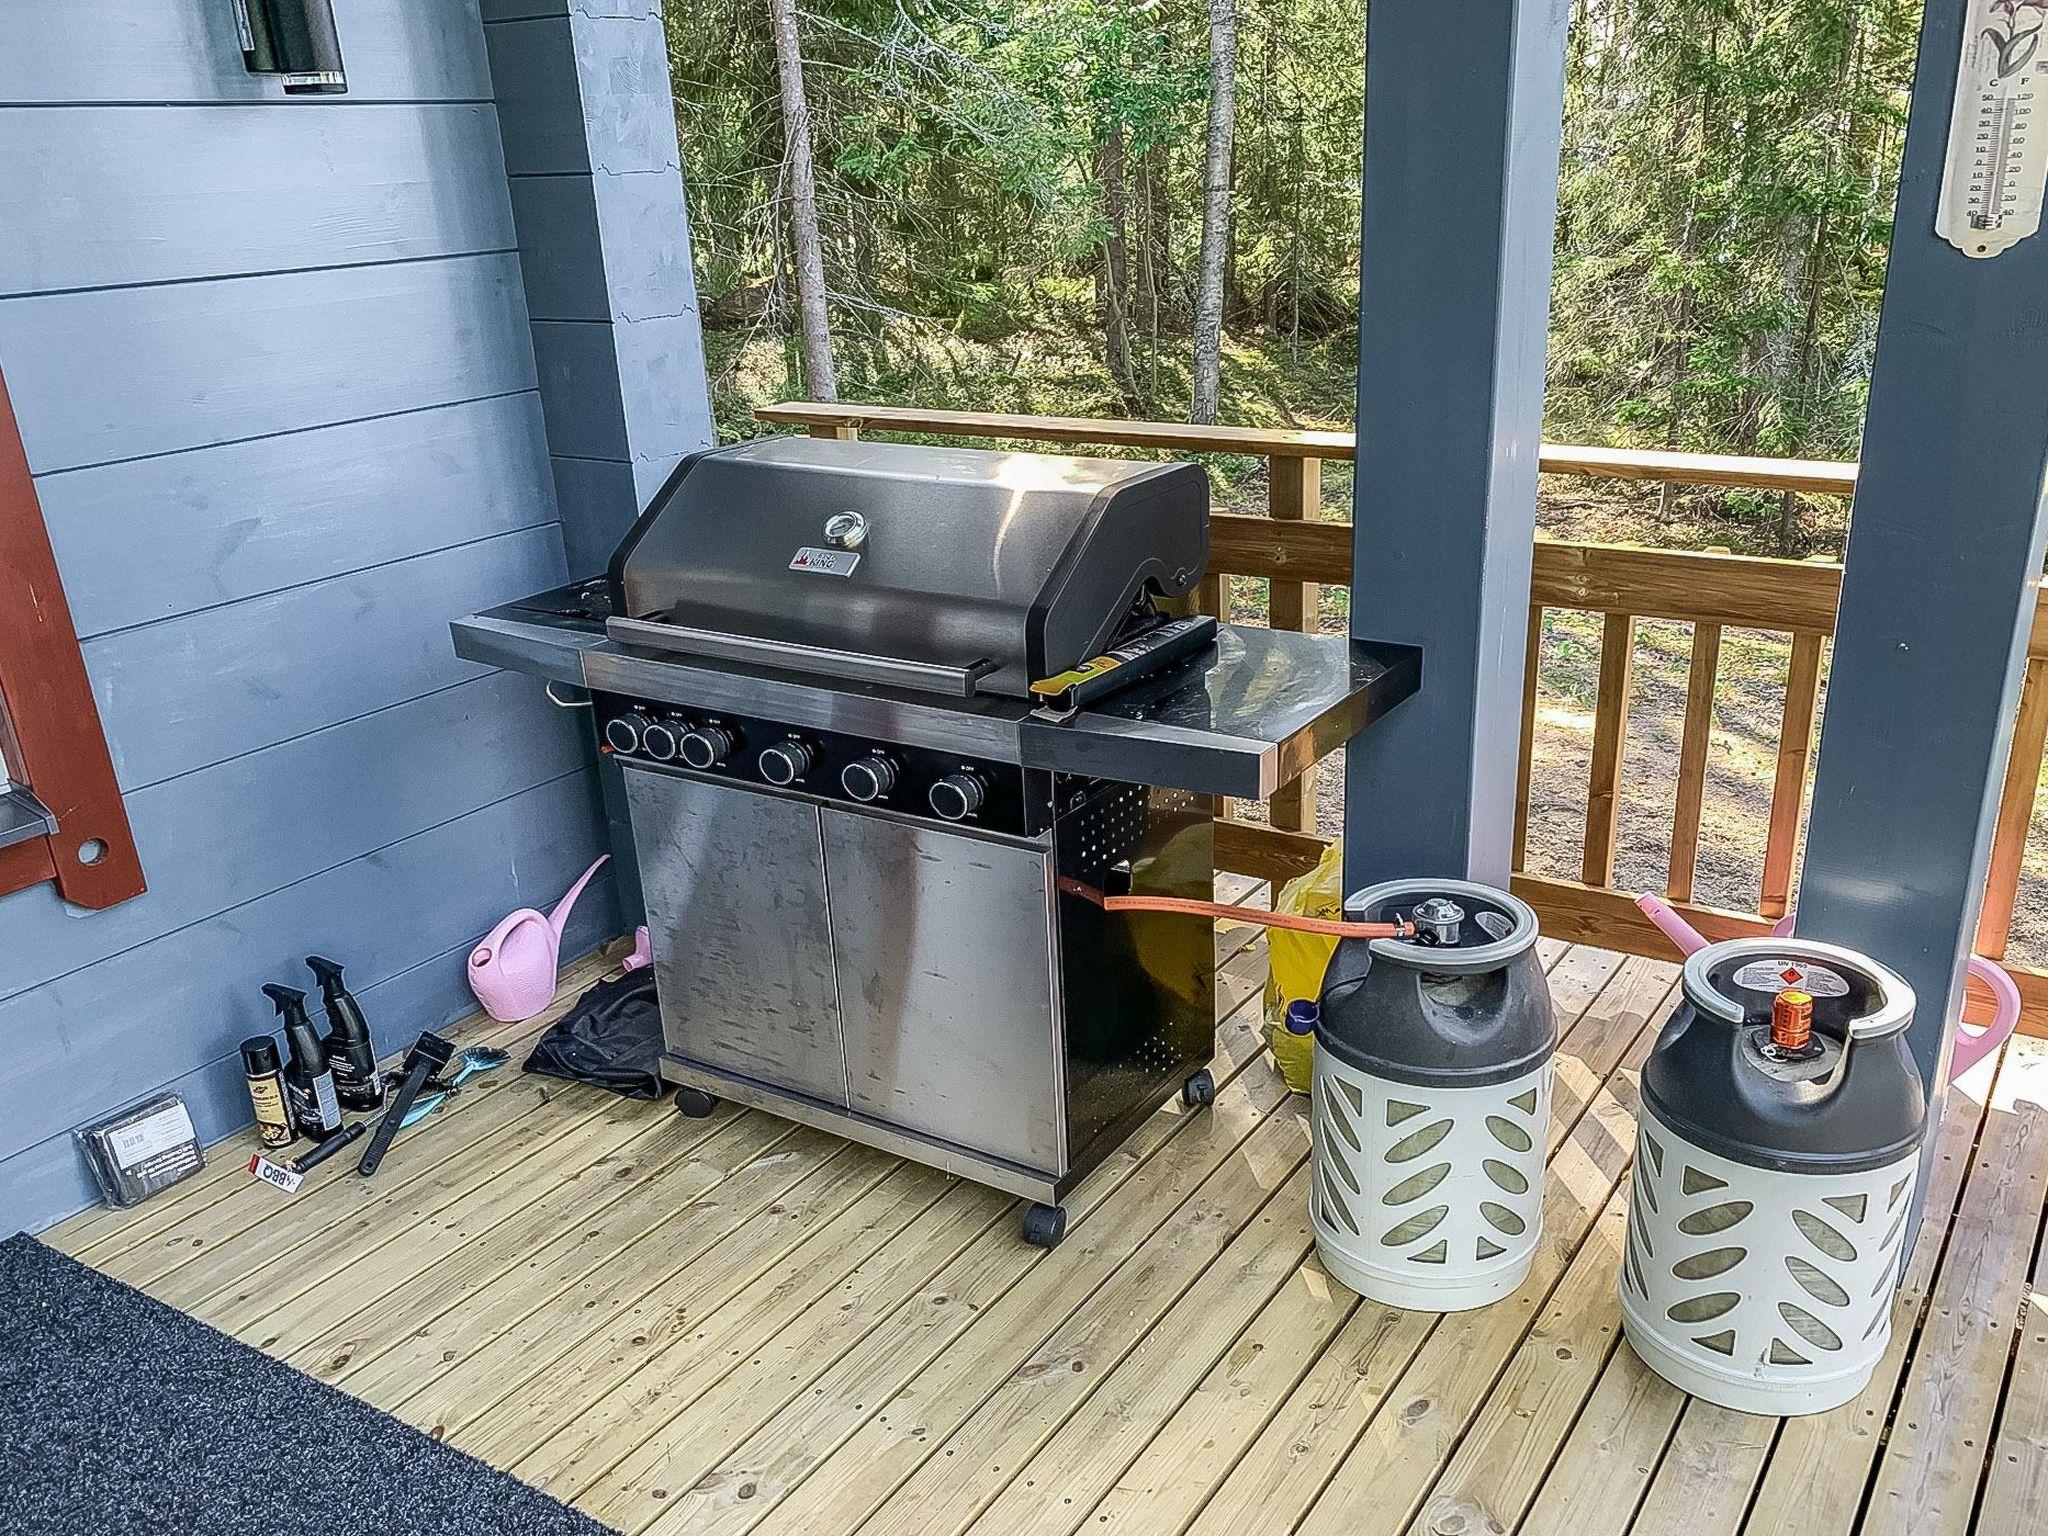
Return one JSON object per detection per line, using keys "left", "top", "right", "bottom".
{"left": 76, "top": 1093, "right": 205, "bottom": 1208}
{"left": 1263, "top": 838, "right": 1345, "bottom": 1093}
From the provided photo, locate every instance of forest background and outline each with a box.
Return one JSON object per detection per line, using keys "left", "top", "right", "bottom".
{"left": 669, "top": 0, "right": 1920, "bottom": 560}
{"left": 661, "top": 0, "right": 2024, "bottom": 945}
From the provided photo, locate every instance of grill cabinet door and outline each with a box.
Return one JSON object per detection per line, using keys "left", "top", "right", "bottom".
{"left": 622, "top": 765, "right": 848, "bottom": 1106}
{"left": 821, "top": 808, "right": 1062, "bottom": 1173}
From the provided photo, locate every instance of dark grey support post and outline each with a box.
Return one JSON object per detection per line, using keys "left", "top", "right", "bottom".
{"left": 1796, "top": 0, "right": 2048, "bottom": 1226}
{"left": 1343, "top": 0, "right": 1573, "bottom": 893}
{"left": 482, "top": 0, "right": 717, "bottom": 926}
{"left": 481, "top": 0, "right": 714, "bottom": 576}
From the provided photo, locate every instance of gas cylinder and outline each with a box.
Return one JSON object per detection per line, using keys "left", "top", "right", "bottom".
{"left": 1620, "top": 937, "right": 1924, "bottom": 1416}
{"left": 1312, "top": 880, "right": 1555, "bottom": 1311}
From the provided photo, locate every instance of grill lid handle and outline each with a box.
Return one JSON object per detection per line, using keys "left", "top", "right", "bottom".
{"left": 606, "top": 616, "right": 998, "bottom": 698}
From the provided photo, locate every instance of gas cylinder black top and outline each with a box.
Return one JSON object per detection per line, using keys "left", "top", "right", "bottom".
{"left": 1643, "top": 937, "right": 1924, "bottom": 1175}
{"left": 1315, "top": 879, "right": 1555, "bottom": 1089}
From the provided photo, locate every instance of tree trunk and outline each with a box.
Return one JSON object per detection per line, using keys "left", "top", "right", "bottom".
{"left": 1190, "top": 0, "right": 1238, "bottom": 424}
{"left": 1097, "top": 122, "right": 1139, "bottom": 409}
{"left": 766, "top": 0, "right": 836, "bottom": 402}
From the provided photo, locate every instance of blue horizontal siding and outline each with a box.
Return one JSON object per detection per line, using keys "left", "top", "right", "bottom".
{"left": 0, "top": 672, "right": 589, "bottom": 1006}
{"left": 82, "top": 524, "right": 569, "bottom": 790}
{"left": 0, "top": 0, "right": 494, "bottom": 106}
{"left": 0, "top": 794, "right": 617, "bottom": 1232}
{"left": 41, "top": 393, "right": 556, "bottom": 637}
{"left": 0, "top": 0, "right": 626, "bottom": 1233}
{"left": 0, "top": 103, "right": 514, "bottom": 296}
{"left": 0, "top": 252, "right": 537, "bottom": 474}
{"left": 0, "top": 768, "right": 611, "bottom": 1170}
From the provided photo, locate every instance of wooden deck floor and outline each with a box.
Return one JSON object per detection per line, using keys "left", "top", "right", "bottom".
{"left": 42, "top": 888, "right": 2048, "bottom": 1536}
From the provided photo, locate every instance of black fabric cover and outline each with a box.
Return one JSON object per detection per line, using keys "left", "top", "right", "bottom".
{"left": 0, "top": 1233, "right": 615, "bottom": 1536}
{"left": 522, "top": 971, "right": 665, "bottom": 1099}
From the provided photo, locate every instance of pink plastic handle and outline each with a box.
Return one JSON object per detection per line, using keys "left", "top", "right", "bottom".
{"left": 1631, "top": 894, "right": 2017, "bottom": 1083}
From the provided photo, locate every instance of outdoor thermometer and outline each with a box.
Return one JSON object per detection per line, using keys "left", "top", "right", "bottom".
{"left": 1937, "top": 0, "right": 2048, "bottom": 257}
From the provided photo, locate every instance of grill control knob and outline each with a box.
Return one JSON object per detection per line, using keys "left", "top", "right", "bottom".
{"left": 678, "top": 723, "right": 736, "bottom": 770}
{"left": 758, "top": 739, "right": 816, "bottom": 786}
{"left": 842, "top": 755, "right": 898, "bottom": 803}
{"left": 639, "top": 718, "right": 680, "bottom": 762}
{"left": 929, "top": 771, "right": 987, "bottom": 822}
{"left": 603, "top": 712, "right": 654, "bottom": 755}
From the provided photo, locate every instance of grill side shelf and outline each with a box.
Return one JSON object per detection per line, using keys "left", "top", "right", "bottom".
{"left": 1019, "top": 626, "right": 1419, "bottom": 799}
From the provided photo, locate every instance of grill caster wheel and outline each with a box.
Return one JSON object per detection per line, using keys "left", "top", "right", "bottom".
{"left": 1022, "top": 1203, "right": 1067, "bottom": 1248}
{"left": 1182, "top": 1068, "right": 1216, "bottom": 1109}
{"left": 673, "top": 1086, "right": 719, "bottom": 1119}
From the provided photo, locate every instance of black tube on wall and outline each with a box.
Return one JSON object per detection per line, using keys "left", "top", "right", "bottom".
{"left": 236, "top": 0, "right": 347, "bottom": 95}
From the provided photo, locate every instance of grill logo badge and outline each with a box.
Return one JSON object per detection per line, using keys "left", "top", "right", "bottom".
{"left": 790, "top": 546, "right": 861, "bottom": 577}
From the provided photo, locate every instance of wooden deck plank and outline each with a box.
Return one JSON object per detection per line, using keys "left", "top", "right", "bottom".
{"left": 485, "top": 954, "right": 1266, "bottom": 1500}
{"left": 406, "top": 1153, "right": 940, "bottom": 1443}
{"left": 1173, "top": 967, "right": 1674, "bottom": 1536}
{"left": 1279, "top": 999, "right": 1665, "bottom": 1536}
{"left": 1975, "top": 1170, "right": 2048, "bottom": 1535}
{"left": 116, "top": 1072, "right": 608, "bottom": 1299}
{"left": 205, "top": 1098, "right": 729, "bottom": 1344}
{"left": 1502, "top": 1313, "right": 1681, "bottom": 1536}
{"left": 858, "top": 1136, "right": 1315, "bottom": 1536}
{"left": 618, "top": 982, "right": 1289, "bottom": 1536}
{"left": 334, "top": 1129, "right": 876, "bottom": 1408}
{"left": 278, "top": 1112, "right": 800, "bottom": 1381}
{"left": 42, "top": 945, "right": 618, "bottom": 1263}
{"left": 1622, "top": 1401, "right": 1775, "bottom": 1536}
{"left": 44, "top": 927, "right": 2047, "bottom": 1536}
{"left": 981, "top": 948, "right": 1636, "bottom": 1536}
{"left": 1855, "top": 1038, "right": 2048, "bottom": 1536}
{"left": 1646, "top": 1032, "right": 1998, "bottom": 1536}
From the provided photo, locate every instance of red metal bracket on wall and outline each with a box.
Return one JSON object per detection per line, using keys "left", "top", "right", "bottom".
{"left": 0, "top": 361, "right": 145, "bottom": 908}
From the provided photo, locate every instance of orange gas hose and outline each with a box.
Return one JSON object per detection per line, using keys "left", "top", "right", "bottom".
{"left": 1059, "top": 880, "right": 1416, "bottom": 940}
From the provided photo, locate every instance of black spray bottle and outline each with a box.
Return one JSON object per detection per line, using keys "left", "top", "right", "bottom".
{"left": 265, "top": 983, "right": 343, "bottom": 1140}
{"left": 308, "top": 955, "right": 383, "bottom": 1113}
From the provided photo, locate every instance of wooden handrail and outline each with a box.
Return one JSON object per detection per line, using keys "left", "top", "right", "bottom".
{"left": 754, "top": 399, "right": 2048, "bottom": 1040}
{"left": 758, "top": 399, "right": 1861, "bottom": 495}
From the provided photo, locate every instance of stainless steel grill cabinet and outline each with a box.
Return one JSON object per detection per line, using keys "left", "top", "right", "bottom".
{"left": 453, "top": 436, "right": 1420, "bottom": 1244}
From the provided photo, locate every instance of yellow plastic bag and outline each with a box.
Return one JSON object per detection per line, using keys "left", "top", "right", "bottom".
{"left": 1263, "top": 838, "right": 1344, "bottom": 1093}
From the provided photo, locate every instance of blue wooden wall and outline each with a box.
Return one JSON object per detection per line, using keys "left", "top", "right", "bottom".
{"left": 0, "top": 0, "right": 621, "bottom": 1232}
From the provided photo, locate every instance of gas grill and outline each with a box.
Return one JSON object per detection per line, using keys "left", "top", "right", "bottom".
{"left": 454, "top": 436, "right": 1418, "bottom": 1244}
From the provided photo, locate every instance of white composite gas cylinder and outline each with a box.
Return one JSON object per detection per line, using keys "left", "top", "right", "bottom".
{"left": 1310, "top": 880, "right": 1555, "bottom": 1312}
{"left": 1619, "top": 938, "right": 1924, "bottom": 1416}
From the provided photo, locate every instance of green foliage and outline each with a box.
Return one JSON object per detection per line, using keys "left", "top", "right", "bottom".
{"left": 668, "top": 0, "right": 1922, "bottom": 548}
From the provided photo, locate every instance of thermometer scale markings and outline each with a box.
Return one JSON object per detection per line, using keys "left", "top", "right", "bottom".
{"left": 1937, "top": 0, "right": 2048, "bottom": 257}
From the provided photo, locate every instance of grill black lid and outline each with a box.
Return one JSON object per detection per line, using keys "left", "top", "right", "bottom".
{"left": 607, "top": 437, "right": 1209, "bottom": 699}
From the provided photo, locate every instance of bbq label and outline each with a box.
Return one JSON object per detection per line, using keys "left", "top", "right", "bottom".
{"left": 790, "top": 547, "right": 861, "bottom": 576}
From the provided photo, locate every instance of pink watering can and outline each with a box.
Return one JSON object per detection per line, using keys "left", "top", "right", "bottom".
{"left": 1635, "top": 893, "right": 2018, "bottom": 1082}
{"left": 469, "top": 856, "right": 610, "bottom": 1022}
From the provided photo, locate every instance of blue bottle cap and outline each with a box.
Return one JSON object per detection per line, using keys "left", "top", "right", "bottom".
{"left": 1284, "top": 998, "right": 1320, "bottom": 1035}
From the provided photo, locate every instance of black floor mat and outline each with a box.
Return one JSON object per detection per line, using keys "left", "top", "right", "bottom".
{"left": 0, "top": 1233, "right": 617, "bottom": 1536}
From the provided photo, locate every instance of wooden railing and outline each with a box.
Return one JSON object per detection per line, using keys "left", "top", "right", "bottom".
{"left": 758, "top": 400, "right": 2046, "bottom": 1035}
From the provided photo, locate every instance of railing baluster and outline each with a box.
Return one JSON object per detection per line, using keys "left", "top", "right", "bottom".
{"left": 1266, "top": 455, "right": 1322, "bottom": 833}
{"left": 1978, "top": 654, "right": 2048, "bottom": 959}
{"left": 1513, "top": 606, "right": 1542, "bottom": 873}
{"left": 1666, "top": 623, "right": 1723, "bottom": 903}
{"left": 1582, "top": 612, "right": 1636, "bottom": 887}
{"left": 1760, "top": 631, "right": 1826, "bottom": 918}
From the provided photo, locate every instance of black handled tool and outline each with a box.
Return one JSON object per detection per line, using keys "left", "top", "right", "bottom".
{"left": 288, "top": 1121, "right": 366, "bottom": 1175}
{"left": 356, "top": 1031, "right": 454, "bottom": 1177}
